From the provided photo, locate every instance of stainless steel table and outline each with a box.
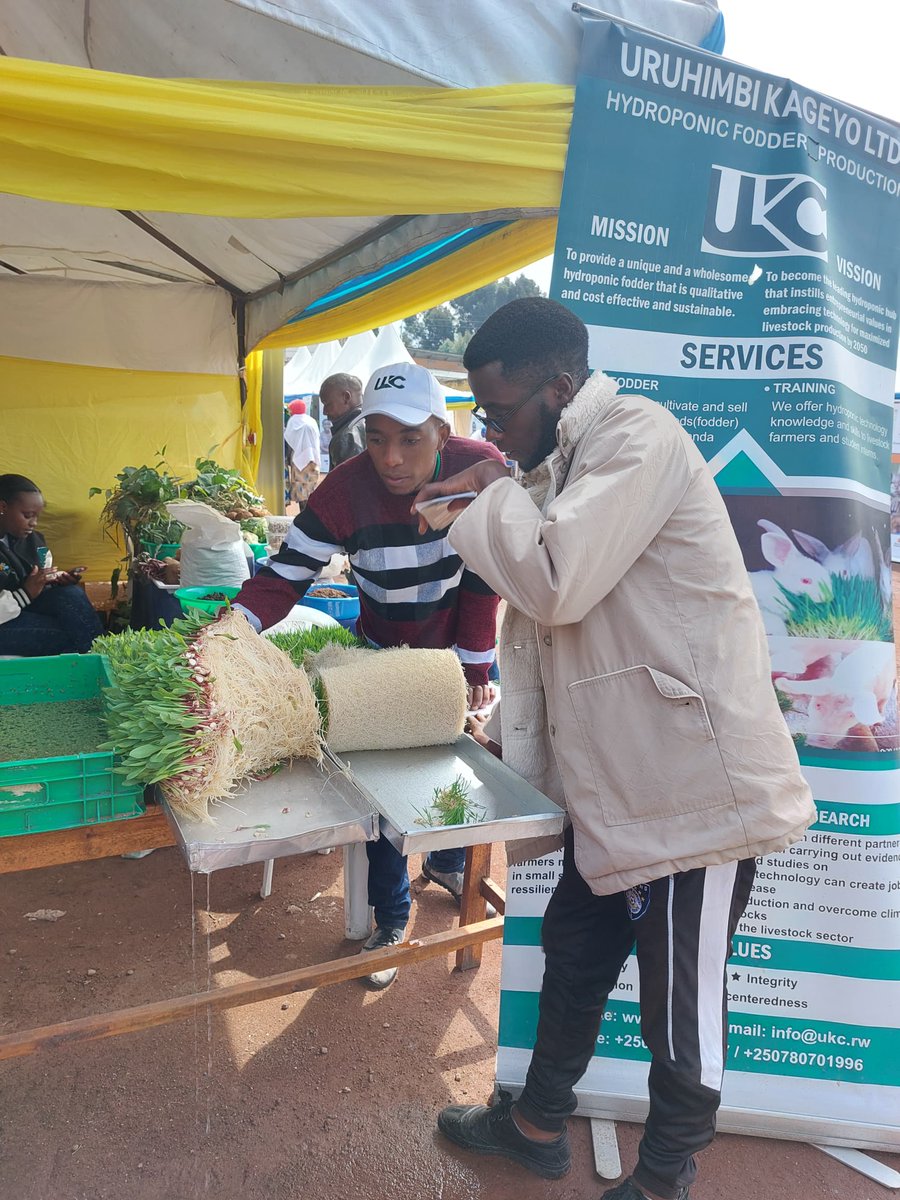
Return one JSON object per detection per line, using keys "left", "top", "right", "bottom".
{"left": 333, "top": 736, "right": 565, "bottom": 855}
{"left": 162, "top": 756, "right": 378, "bottom": 938}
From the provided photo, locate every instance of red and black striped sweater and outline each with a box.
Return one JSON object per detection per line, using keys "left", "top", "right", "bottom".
{"left": 234, "top": 437, "right": 502, "bottom": 686}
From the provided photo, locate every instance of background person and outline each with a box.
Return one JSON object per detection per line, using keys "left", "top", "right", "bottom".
{"left": 284, "top": 398, "right": 321, "bottom": 508}
{"left": 319, "top": 372, "right": 365, "bottom": 468}
{"left": 234, "top": 362, "right": 503, "bottom": 988}
{"left": 414, "top": 298, "right": 815, "bottom": 1200}
{"left": 0, "top": 473, "right": 102, "bottom": 657}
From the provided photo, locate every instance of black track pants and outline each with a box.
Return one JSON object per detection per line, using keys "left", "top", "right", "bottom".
{"left": 516, "top": 826, "right": 756, "bottom": 1200}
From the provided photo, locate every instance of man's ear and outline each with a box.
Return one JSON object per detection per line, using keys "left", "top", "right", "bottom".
{"left": 436, "top": 420, "right": 451, "bottom": 449}
{"left": 551, "top": 373, "right": 577, "bottom": 412}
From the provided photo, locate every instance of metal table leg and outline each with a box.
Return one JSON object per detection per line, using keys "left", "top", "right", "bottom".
{"left": 260, "top": 858, "right": 274, "bottom": 899}
{"left": 343, "top": 840, "right": 373, "bottom": 940}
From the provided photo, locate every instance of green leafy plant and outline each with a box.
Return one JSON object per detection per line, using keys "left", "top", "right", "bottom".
{"left": 90, "top": 455, "right": 185, "bottom": 551}
{"left": 780, "top": 574, "right": 892, "bottom": 642}
{"left": 91, "top": 453, "right": 271, "bottom": 570}
{"left": 415, "top": 774, "right": 486, "bottom": 828}
{"left": 94, "top": 609, "right": 216, "bottom": 787}
{"left": 95, "top": 609, "right": 322, "bottom": 820}
{"left": 186, "top": 458, "right": 268, "bottom": 527}
{"left": 240, "top": 517, "right": 268, "bottom": 543}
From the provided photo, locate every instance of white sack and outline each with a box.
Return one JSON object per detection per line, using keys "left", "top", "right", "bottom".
{"left": 167, "top": 500, "right": 250, "bottom": 588}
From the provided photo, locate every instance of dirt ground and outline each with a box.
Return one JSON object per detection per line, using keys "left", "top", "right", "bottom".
{"left": 0, "top": 572, "right": 897, "bottom": 1200}
{"left": 1, "top": 844, "right": 897, "bottom": 1200}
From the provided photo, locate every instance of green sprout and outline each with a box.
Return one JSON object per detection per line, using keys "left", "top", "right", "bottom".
{"left": 93, "top": 610, "right": 218, "bottom": 786}
{"left": 779, "top": 574, "right": 891, "bottom": 642}
{"left": 266, "top": 624, "right": 363, "bottom": 669}
{"left": 415, "top": 775, "right": 486, "bottom": 828}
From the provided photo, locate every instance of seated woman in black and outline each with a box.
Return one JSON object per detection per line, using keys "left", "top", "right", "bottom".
{"left": 0, "top": 474, "right": 102, "bottom": 657}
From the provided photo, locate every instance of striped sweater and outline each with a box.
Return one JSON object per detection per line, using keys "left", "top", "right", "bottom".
{"left": 234, "top": 437, "right": 502, "bottom": 686}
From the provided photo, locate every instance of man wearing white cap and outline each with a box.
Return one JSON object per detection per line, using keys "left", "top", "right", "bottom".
{"left": 234, "top": 362, "right": 504, "bottom": 987}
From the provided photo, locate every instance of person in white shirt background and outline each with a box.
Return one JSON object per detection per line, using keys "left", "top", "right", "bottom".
{"left": 284, "top": 398, "right": 321, "bottom": 509}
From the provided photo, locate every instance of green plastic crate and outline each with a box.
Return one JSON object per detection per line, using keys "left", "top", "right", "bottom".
{"left": 0, "top": 654, "right": 146, "bottom": 837}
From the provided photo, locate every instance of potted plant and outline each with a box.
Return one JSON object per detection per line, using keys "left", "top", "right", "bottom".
{"left": 91, "top": 452, "right": 270, "bottom": 566}
{"left": 90, "top": 455, "right": 185, "bottom": 559}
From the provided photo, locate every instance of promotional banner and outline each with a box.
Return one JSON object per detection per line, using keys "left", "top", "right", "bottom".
{"left": 497, "top": 20, "right": 900, "bottom": 1150}
{"left": 892, "top": 397, "right": 900, "bottom": 562}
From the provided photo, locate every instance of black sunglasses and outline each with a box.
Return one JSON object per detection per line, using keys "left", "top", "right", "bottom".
{"left": 472, "top": 374, "right": 561, "bottom": 435}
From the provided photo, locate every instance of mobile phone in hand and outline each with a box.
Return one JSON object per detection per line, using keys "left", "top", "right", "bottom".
{"left": 414, "top": 492, "right": 478, "bottom": 531}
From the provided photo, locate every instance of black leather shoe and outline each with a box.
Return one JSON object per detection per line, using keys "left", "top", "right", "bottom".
{"left": 601, "top": 1177, "right": 690, "bottom": 1200}
{"left": 437, "top": 1089, "right": 571, "bottom": 1179}
{"left": 359, "top": 924, "right": 405, "bottom": 989}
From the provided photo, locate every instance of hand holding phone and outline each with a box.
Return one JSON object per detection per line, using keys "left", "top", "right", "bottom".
{"left": 414, "top": 492, "right": 477, "bottom": 532}
{"left": 53, "top": 566, "right": 87, "bottom": 586}
{"left": 23, "top": 566, "right": 53, "bottom": 600}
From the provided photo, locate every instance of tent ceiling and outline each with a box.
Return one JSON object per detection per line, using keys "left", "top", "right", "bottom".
{"left": 0, "top": 0, "right": 720, "bottom": 353}
{"left": 0, "top": 0, "right": 718, "bottom": 88}
{"left": 0, "top": 192, "right": 391, "bottom": 293}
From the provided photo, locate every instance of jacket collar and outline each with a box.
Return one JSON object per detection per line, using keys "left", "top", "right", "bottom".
{"left": 0, "top": 532, "right": 36, "bottom": 582}
{"left": 330, "top": 407, "right": 363, "bottom": 435}
{"left": 520, "top": 371, "right": 619, "bottom": 509}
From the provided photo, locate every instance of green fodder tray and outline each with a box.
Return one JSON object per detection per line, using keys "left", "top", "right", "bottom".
{"left": 0, "top": 654, "right": 145, "bottom": 837}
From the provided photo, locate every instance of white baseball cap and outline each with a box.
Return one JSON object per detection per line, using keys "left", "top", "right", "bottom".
{"left": 361, "top": 362, "right": 448, "bottom": 427}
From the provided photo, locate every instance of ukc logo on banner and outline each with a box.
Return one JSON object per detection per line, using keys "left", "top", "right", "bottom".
{"left": 701, "top": 166, "right": 828, "bottom": 260}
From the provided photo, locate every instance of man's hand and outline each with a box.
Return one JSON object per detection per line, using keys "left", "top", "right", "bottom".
{"left": 465, "top": 709, "right": 502, "bottom": 760}
{"left": 465, "top": 710, "right": 491, "bottom": 746}
{"left": 52, "top": 567, "right": 86, "bottom": 586}
{"left": 467, "top": 682, "right": 496, "bottom": 712}
{"left": 413, "top": 460, "right": 510, "bottom": 534}
{"left": 23, "top": 566, "right": 53, "bottom": 600}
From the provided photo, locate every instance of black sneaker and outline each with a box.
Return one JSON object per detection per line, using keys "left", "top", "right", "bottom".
{"left": 359, "top": 924, "right": 405, "bottom": 990}
{"left": 437, "top": 1089, "right": 571, "bottom": 1179}
{"left": 601, "top": 1178, "right": 690, "bottom": 1200}
{"left": 421, "top": 858, "right": 497, "bottom": 918}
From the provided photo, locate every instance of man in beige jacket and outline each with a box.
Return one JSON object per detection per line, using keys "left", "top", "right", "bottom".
{"left": 414, "top": 298, "right": 815, "bottom": 1200}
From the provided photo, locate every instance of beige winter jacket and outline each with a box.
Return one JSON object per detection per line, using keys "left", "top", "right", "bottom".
{"left": 450, "top": 372, "right": 815, "bottom": 895}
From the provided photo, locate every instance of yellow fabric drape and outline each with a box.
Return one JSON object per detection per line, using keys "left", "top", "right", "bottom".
{"left": 241, "top": 350, "right": 264, "bottom": 484}
{"left": 0, "top": 355, "right": 241, "bottom": 579}
{"left": 0, "top": 56, "right": 570, "bottom": 217}
{"left": 258, "top": 218, "right": 558, "bottom": 350}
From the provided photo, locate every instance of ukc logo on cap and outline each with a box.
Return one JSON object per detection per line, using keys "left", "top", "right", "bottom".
{"left": 701, "top": 166, "right": 827, "bottom": 260}
{"left": 373, "top": 375, "right": 407, "bottom": 391}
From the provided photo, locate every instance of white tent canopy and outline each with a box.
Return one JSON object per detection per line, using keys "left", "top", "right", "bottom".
{"left": 349, "top": 325, "right": 416, "bottom": 388}
{"left": 286, "top": 324, "right": 420, "bottom": 399}
{"left": 0, "top": 0, "right": 718, "bottom": 87}
{"left": 0, "top": 0, "right": 720, "bottom": 372}
{"left": 327, "top": 330, "right": 378, "bottom": 379}
{"left": 285, "top": 339, "right": 343, "bottom": 397}
{"left": 282, "top": 346, "right": 312, "bottom": 396}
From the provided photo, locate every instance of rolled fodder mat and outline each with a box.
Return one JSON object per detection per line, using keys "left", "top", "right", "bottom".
{"left": 96, "top": 609, "right": 321, "bottom": 821}
{"left": 318, "top": 647, "right": 467, "bottom": 752}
